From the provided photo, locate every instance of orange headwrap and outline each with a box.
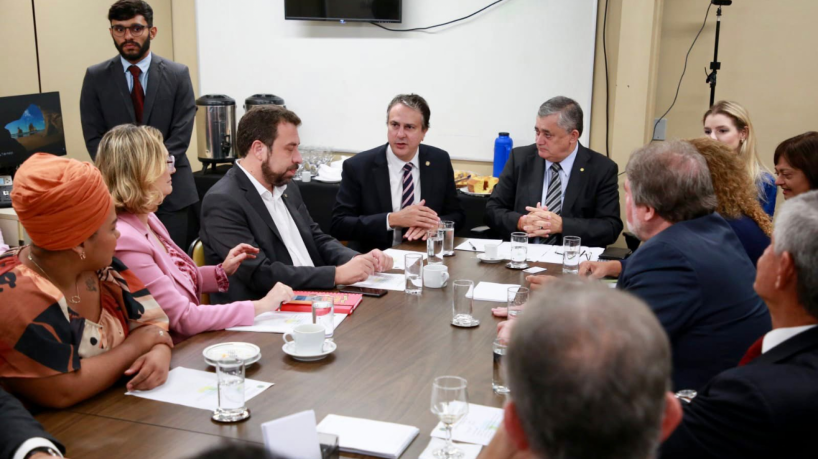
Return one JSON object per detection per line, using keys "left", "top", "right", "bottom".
{"left": 11, "top": 153, "right": 113, "bottom": 251}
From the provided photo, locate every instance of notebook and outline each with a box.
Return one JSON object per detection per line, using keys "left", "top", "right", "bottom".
{"left": 316, "top": 414, "right": 419, "bottom": 459}
{"left": 279, "top": 291, "right": 363, "bottom": 315}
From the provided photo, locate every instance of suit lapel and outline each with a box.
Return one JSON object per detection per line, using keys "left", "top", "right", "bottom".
{"left": 418, "top": 145, "right": 430, "bottom": 203}
{"left": 530, "top": 149, "right": 546, "bottom": 206}
{"left": 562, "top": 144, "right": 590, "bottom": 214}
{"left": 232, "top": 168, "right": 283, "bottom": 242}
{"left": 109, "top": 56, "right": 136, "bottom": 123}
{"left": 146, "top": 215, "right": 199, "bottom": 300}
{"left": 142, "top": 55, "right": 162, "bottom": 124}
{"left": 750, "top": 326, "right": 818, "bottom": 366}
{"left": 373, "top": 145, "right": 393, "bottom": 213}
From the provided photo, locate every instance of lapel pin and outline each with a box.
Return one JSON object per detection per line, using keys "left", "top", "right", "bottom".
{"left": 580, "top": 168, "right": 585, "bottom": 172}
{"left": 426, "top": 161, "right": 430, "bottom": 166}
{"left": 283, "top": 194, "right": 288, "bottom": 198}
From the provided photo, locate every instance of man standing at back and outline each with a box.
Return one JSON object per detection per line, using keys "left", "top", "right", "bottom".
{"left": 80, "top": 0, "right": 198, "bottom": 249}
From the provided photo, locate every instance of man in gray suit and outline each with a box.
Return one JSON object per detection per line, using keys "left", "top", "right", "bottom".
{"left": 201, "top": 106, "right": 392, "bottom": 301}
{"left": 80, "top": 0, "right": 198, "bottom": 249}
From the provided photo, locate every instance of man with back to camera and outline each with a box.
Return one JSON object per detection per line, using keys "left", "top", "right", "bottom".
{"left": 80, "top": 0, "right": 198, "bottom": 250}
{"left": 200, "top": 105, "right": 392, "bottom": 301}
{"left": 484, "top": 96, "right": 622, "bottom": 246}
{"left": 331, "top": 94, "right": 465, "bottom": 252}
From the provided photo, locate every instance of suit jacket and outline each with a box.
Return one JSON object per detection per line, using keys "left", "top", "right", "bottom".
{"left": 661, "top": 326, "right": 818, "bottom": 459}
{"left": 484, "top": 143, "right": 622, "bottom": 246}
{"left": 200, "top": 166, "right": 359, "bottom": 301}
{"left": 0, "top": 387, "right": 65, "bottom": 459}
{"left": 725, "top": 215, "right": 770, "bottom": 266}
{"left": 115, "top": 212, "right": 254, "bottom": 341}
{"left": 618, "top": 213, "right": 771, "bottom": 391}
{"left": 330, "top": 144, "right": 466, "bottom": 252}
{"left": 79, "top": 53, "right": 198, "bottom": 211}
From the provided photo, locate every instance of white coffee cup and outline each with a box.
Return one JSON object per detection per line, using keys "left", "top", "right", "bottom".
{"left": 283, "top": 323, "right": 325, "bottom": 355}
{"left": 301, "top": 170, "right": 312, "bottom": 182}
{"left": 484, "top": 243, "right": 500, "bottom": 260}
{"left": 423, "top": 264, "right": 449, "bottom": 288}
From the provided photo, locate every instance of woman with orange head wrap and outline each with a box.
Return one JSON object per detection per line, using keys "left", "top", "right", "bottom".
{"left": 0, "top": 153, "right": 173, "bottom": 408}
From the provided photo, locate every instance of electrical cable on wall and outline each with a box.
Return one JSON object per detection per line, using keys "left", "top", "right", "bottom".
{"left": 370, "top": 0, "right": 506, "bottom": 32}
{"left": 652, "top": 1, "right": 712, "bottom": 141}
{"left": 602, "top": 0, "right": 610, "bottom": 157}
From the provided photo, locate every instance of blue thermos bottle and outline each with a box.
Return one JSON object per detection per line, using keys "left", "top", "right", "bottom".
{"left": 493, "top": 132, "right": 513, "bottom": 177}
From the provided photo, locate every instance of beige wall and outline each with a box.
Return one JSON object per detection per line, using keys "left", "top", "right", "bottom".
{"left": 171, "top": 0, "right": 201, "bottom": 171}
{"left": 0, "top": 0, "right": 40, "bottom": 97}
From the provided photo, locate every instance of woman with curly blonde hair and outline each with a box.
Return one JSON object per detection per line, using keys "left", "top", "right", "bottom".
{"left": 703, "top": 101, "right": 776, "bottom": 216}
{"left": 688, "top": 137, "right": 772, "bottom": 265}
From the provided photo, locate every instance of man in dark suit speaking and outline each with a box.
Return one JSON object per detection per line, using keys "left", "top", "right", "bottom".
{"left": 661, "top": 191, "right": 818, "bottom": 459}
{"left": 485, "top": 96, "right": 622, "bottom": 246}
{"left": 80, "top": 0, "right": 198, "bottom": 250}
{"left": 331, "top": 94, "right": 465, "bottom": 252}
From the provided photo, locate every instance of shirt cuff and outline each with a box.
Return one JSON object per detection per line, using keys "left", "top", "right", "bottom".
{"left": 13, "top": 438, "right": 64, "bottom": 459}
{"left": 215, "top": 263, "right": 230, "bottom": 293}
{"left": 386, "top": 213, "right": 395, "bottom": 230}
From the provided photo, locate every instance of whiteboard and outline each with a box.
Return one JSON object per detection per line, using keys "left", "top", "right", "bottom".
{"left": 196, "top": 0, "right": 597, "bottom": 162}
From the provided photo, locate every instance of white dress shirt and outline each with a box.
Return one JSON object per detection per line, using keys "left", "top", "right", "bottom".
{"left": 120, "top": 51, "right": 151, "bottom": 95}
{"left": 236, "top": 160, "right": 314, "bottom": 267}
{"left": 540, "top": 142, "right": 579, "bottom": 208}
{"left": 762, "top": 324, "right": 818, "bottom": 354}
{"left": 13, "top": 438, "right": 64, "bottom": 459}
{"left": 385, "top": 145, "right": 421, "bottom": 246}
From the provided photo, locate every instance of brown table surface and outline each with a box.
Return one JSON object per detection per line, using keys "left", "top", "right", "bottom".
{"left": 37, "top": 239, "right": 562, "bottom": 458}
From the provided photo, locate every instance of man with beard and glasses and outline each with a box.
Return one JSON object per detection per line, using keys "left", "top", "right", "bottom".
{"left": 200, "top": 106, "right": 393, "bottom": 300}
{"left": 80, "top": 0, "right": 198, "bottom": 251}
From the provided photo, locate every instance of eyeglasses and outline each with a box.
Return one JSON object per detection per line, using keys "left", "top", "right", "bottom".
{"left": 166, "top": 155, "right": 175, "bottom": 170}
{"left": 110, "top": 24, "right": 149, "bottom": 37}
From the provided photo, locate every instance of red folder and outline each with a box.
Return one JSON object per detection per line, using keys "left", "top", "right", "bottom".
{"left": 279, "top": 291, "right": 364, "bottom": 315}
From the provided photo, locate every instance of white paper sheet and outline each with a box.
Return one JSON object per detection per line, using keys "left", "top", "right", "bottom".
{"left": 227, "top": 312, "right": 346, "bottom": 333}
{"left": 467, "top": 282, "right": 521, "bottom": 303}
{"left": 536, "top": 246, "right": 604, "bottom": 264}
{"left": 126, "top": 367, "right": 272, "bottom": 411}
{"left": 454, "top": 239, "right": 503, "bottom": 252}
{"left": 349, "top": 272, "right": 406, "bottom": 291}
{"left": 317, "top": 414, "right": 419, "bottom": 459}
{"left": 523, "top": 266, "right": 547, "bottom": 274}
{"left": 430, "top": 404, "right": 503, "bottom": 446}
{"left": 383, "top": 249, "right": 427, "bottom": 271}
{"left": 419, "top": 438, "right": 482, "bottom": 459}
{"left": 494, "top": 241, "right": 551, "bottom": 262}
{"left": 262, "top": 410, "right": 322, "bottom": 459}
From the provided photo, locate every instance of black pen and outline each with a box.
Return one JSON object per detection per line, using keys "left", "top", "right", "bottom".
{"left": 468, "top": 241, "right": 477, "bottom": 251}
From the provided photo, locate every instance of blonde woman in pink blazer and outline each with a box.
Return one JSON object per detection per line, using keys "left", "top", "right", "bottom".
{"left": 96, "top": 125, "right": 293, "bottom": 341}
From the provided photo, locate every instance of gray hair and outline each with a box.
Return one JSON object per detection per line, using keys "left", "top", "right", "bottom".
{"left": 773, "top": 190, "right": 818, "bottom": 318}
{"left": 507, "top": 282, "right": 671, "bottom": 459}
{"left": 537, "top": 96, "right": 584, "bottom": 136}
{"left": 626, "top": 140, "right": 717, "bottom": 223}
{"left": 386, "top": 93, "right": 431, "bottom": 130}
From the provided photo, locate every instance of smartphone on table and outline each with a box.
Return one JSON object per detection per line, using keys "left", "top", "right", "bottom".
{"left": 337, "top": 286, "right": 388, "bottom": 297}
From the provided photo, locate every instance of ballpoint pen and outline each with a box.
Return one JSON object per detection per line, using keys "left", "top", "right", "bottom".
{"left": 468, "top": 241, "right": 477, "bottom": 251}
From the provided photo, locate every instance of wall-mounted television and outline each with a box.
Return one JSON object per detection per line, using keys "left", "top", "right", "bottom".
{"left": 285, "top": 0, "right": 401, "bottom": 23}
{"left": 0, "top": 91, "right": 66, "bottom": 172}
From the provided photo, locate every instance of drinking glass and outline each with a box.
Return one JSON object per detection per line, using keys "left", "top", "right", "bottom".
{"left": 492, "top": 339, "right": 510, "bottom": 395}
{"left": 427, "top": 229, "right": 444, "bottom": 264}
{"left": 562, "top": 236, "right": 581, "bottom": 274}
{"left": 212, "top": 357, "right": 250, "bottom": 423}
{"left": 405, "top": 253, "right": 424, "bottom": 295}
{"left": 440, "top": 221, "right": 455, "bottom": 256}
{"left": 507, "top": 286, "right": 529, "bottom": 319}
{"left": 430, "top": 376, "right": 469, "bottom": 459}
{"left": 452, "top": 280, "right": 479, "bottom": 327}
{"left": 312, "top": 297, "right": 335, "bottom": 340}
{"left": 510, "top": 232, "right": 528, "bottom": 268}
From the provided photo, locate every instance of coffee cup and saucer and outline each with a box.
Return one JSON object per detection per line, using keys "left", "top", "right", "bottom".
{"left": 477, "top": 243, "right": 503, "bottom": 264}
{"left": 282, "top": 324, "right": 336, "bottom": 362}
{"left": 423, "top": 265, "right": 449, "bottom": 288}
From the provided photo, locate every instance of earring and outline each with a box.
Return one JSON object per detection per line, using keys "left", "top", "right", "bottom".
{"left": 79, "top": 251, "right": 86, "bottom": 260}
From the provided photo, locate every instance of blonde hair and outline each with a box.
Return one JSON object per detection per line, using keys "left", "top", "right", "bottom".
{"left": 95, "top": 124, "right": 168, "bottom": 214}
{"left": 687, "top": 137, "right": 773, "bottom": 236}
{"left": 703, "top": 101, "right": 774, "bottom": 200}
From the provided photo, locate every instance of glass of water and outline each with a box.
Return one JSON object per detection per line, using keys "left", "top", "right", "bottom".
{"left": 312, "top": 297, "right": 335, "bottom": 340}
{"left": 427, "top": 229, "right": 444, "bottom": 264}
{"left": 405, "top": 253, "right": 423, "bottom": 295}
{"left": 507, "top": 286, "right": 529, "bottom": 319}
{"left": 430, "top": 376, "right": 469, "bottom": 459}
{"left": 452, "top": 279, "right": 479, "bottom": 327}
{"left": 440, "top": 220, "right": 455, "bottom": 256}
{"left": 492, "top": 338, "right": 510, "bottom": 395}
{"left": 510, "top": 232, "right": 528, "bottom": 268}
{"left": 562, "top": 236, "right": 581, "bottom": 274}
{"left": 212, "top": 357, "right": 250, "bottom": 423}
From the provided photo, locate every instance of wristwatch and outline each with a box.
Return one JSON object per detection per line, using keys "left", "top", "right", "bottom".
{"left": 24, "top": 447, "right": 61, "bottom": 458}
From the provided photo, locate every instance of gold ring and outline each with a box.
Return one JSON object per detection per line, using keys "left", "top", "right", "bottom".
{"left": 159, "top": 330, "right": 164, "bottom": 337}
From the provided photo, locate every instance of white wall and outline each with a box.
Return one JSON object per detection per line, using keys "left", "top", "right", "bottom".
{"left": 196, "top": 0, "right": 597, "bottom": 161}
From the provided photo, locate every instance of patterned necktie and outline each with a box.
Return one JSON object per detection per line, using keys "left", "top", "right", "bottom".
{"left": 401, "top": 163, "right": 414, "bottom": 209}
{"left": 738, "top": 337, "right": 764, "bottom": 366}
{"left": 542, "top": 163, "right": 562, "bottom": 244}
{"left": 128, "top": 65, "right": 144, "bottom": 124}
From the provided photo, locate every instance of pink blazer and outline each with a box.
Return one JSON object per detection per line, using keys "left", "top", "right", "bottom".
{"left": 115, "top": 212, "right": 254, "bottom": 341}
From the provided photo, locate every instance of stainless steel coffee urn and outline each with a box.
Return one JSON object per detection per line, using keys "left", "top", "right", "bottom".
{"left": 195, "top": 94, "right": 236, "bottom": 167}
{"left": 244, "top": 94, "right": 286, "bottom": 110}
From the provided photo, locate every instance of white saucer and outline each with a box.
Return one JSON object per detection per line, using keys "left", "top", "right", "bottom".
{"left": 506, "top": 262, "right": 530, "bottom": 270}
{"left": 313, "top": 176, "right": 342, "bottom": 183}
{"left": 452, "top": 317, "right": 480, "bottom": 328}
{"left": 203, "top": 342, "right": 261, "bottom": 367}
{"left": 282, "top": 340, "right": 337, "bottom": 362}
{"left": 477, "top": 253, "right": 504, "bottom": 264}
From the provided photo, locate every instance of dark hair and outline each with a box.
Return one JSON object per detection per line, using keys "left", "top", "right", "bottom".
{"left": 774, "top": 131, "right": 818, "bottom": 190}
{"left": 188, "top": 444, "right": 288, "bottom": 459}
{"left": 386, "top": 94, "right": 431, "bottom": 130}
{"left": 108, "top": 0, "right": 154, "bottom": 27}
{"left": 538, "top": 96, "right": 584, "bottom": 136}
{"left": 236, "top": 106, "right": 302, "bottom": 158}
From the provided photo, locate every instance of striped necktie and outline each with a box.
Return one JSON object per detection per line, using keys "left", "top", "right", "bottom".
{"left": 542, "top": 163, "right": 562, "bottom": 245}
{"left": 401, "top": 163, "right": 414, "bottom": 209}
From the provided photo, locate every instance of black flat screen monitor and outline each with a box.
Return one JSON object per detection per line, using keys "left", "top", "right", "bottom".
{"left": 0, "top": 91, "right": 66, "bottom": 171}
{"left": 285, "top": 0, "right": 401, "bottom": 23}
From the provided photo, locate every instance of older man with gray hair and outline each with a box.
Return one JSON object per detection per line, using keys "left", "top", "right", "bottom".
{"left": 661, "top": 191, "right": 818, "bottom": 458}
{"left": 481, "top": 282, "right": 683, "bottom": 459}
{"left": 485, "top": 96, "right": 622, "bottom": 246}
{"left": 564, "top": 140, "right": 770, "bottom": 391}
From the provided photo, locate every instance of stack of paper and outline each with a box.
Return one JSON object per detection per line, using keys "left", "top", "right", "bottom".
{"left": 317, "top": 414, "right": 419, "bottom": 459}
{"left": 226, "top": 311, "right": 346, "bottom": 333}
{"left": 467, "top": 282, "right": 521, "bottom": 303}
{"left": 383, "top": 249, "right": 427, "bottom": 270}
{"left": 349, "top": 272, "right": 406, "bottom": 291}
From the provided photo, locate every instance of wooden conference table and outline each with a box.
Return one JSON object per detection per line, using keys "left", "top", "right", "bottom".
{"left": 35, "top": 239, "right": 562, "bottom": 458}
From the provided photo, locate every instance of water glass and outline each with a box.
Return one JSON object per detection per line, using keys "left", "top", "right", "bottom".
{"left": 427, "top": 229, "right": 444, "bottom": 264}
{"left": 492, "top": 339, "right": 510, "bottom": 395}
{"left": 212, "top": 357, "right": 250, "bottom": 423}
{"left": 440, "top": 221, "right": 455, "bottom": 256}
{"left": 452, "top": 280, "right": 479, "bottom": 327}
{"left": 312, "top": 298, "right": 335, "bottom": 339}
{"left": 430, "top": 376, "right": 469, "bottom": 459}
{"left": 562, "top": 236, "right": 581, "bottom": 274}
{"left": 510, "top": 232, "right": 528, "bottom": 268}
{"left": 507, "top": 286, "right": 529, "bottom": 319}
{"left": 405, "top": 253, "right": 423, "bottom": 295}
